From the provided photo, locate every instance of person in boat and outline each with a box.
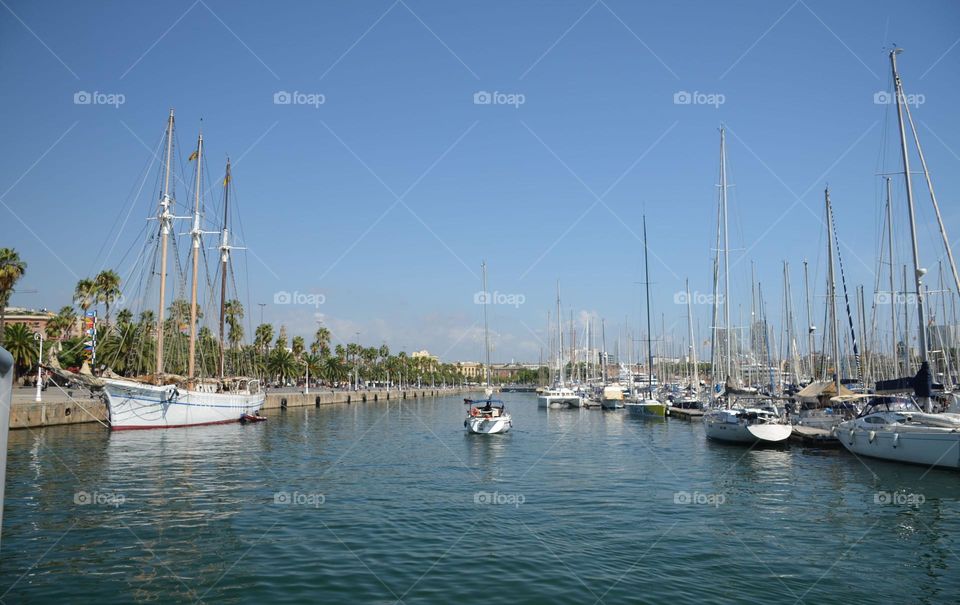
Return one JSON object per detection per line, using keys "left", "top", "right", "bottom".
{"left": 483, "top": 400, "right": 493, "bottom": 412}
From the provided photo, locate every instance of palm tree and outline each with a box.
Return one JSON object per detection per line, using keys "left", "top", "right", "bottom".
{"left": 321, "top": 355, "right": 347, "bottom": 384}
{"left": 45, "top": 306, "right": 76, "bottom": 341}
{"left": 267, "top": 347, "right": 297, "bottom": 384}
{"left": 224, "top": 299, "right": 244, "bottom": 348}
{"left": 94, "top": 269, "right": 122, "bottom": 325}
{"left": 312, "top": 325, "right": 331, "bottom": 356}
{"left": 4, "top": 322, "right": 37, "bottom": 380}
{"left": 0, "top": 248, "right": 27, "bottom": 343}
{"left": 291, "top": 336, "right": 305, "bottom": 358}
{"left": 73, "top": 278, "right": 96, "bottom": 313}
{"left": 302, "top": 353, "right": 321, "bottom": 385}
{"left": 254, "top": 323, "right": 274, "bottom": 354}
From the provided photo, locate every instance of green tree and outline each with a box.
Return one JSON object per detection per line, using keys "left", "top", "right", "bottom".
{"left": 4, "top": 322, "right": 37, "bottom": 379}
{"left": 267, "top": 347, "right": 297, "bottom": 383}
{"left": 254, "top": 323, "right": 274, "bottom": 355}
{"left": 94, "top": 269, "right": 122, "bottom": 325}
{"left": 312, "top": 325, "right": 331, "bottom": 356}
{"left": 291, "top": 335, "right": 305, "bottom": 358}
{"left": 0, "top": 248, "right": 27, "bottom": 343}
{"left": 73, "top": 278, "right": 96, "bottom": 313}
{"left": 224, "top": 299, "right": 245, "bottom": 348}
{"left": 45, "top": 306, "right": 76, "bottom": 341}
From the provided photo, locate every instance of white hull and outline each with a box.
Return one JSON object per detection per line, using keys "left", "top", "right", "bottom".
{"left": 838, "top": 421, "right": 960, "bottom": 469}
{"left": 104, "top": 379, "right": 264, "bottom": 430}
{"left": 704, "top": 410, "right": 792, "bottom": 444}
{"left": 465, "top": 415, "right": 512, "bottom": 434}
{"left": 601, "top": 398, "right": 624, "bottom": 410}
{"left": 537, "top": 395, "right": 582, "bottom": 408}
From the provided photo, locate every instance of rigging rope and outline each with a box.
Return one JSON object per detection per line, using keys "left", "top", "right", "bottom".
{"left": 829, "top": 202, "right": 864, "bottom": 389}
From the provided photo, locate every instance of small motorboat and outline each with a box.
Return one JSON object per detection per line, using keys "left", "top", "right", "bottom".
{"left": 240, "top": 412, "right": 267, "bottom": 424}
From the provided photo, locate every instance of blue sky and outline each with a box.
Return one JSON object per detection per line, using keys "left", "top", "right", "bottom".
{"left": 1, "top": 0, "right": 959, "bottom": 364}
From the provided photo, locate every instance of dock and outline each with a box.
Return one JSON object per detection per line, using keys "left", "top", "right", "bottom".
{"left": 8, "top": 386, "right": 474, "bottom": 430}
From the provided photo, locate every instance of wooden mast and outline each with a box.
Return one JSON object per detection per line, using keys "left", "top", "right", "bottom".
{"left": 187, "top": 132, "right": 204, "bottom": 384}
{"left": 155, "top": 109, "right": 175, "bottom": 382}
{"left": 218, "top": 159, "right": 231, "bottom": 380}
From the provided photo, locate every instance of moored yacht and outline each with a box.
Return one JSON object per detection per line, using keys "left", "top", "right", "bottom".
{"left": 704, "top": 399, "right": 792, "bottom": 444}
{"left": 837, "top": 396, "right": 960, "bottom": 468}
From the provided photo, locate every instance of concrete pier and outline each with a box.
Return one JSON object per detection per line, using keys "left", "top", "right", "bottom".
{"left": 8, "top": 386, "right": 472, "bottom": 430}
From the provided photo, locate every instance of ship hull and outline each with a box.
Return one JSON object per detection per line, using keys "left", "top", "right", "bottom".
{"left": 103, "top": 379, "right": 264, "bottom": 430}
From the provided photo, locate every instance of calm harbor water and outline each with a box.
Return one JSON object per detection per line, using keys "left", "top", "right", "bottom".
{"left": 2, "top": 393, "right": 959, "bottom": 604}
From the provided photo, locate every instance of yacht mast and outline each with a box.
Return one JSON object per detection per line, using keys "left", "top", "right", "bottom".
{"left": 890, "top": 48, "right": 931, "bottom": 410}
{"left": 556, "top": 282, "right": 564, "bottom": 388}
{"left": 643, "top": 216, "right": 654, "bottom": 399}
{"left": 686, "top": 279, "right": 699, "bottom": 398}
{"left": 155, "top": 109, "right": 175, "bottom": 381}
{"left": 482, "top": 261, "right": 491, "bottom": 388}
{"left": 720, "top": 126, "right": 732, "bottom": 382}
{"left": 187, "top": 132, "right": 204, "bottom": 384}
{"left": 803, "top": 259, "right": 815, "bottom": 381}
{"left": 825, "top": 188, "right": 842, "bottom": 394}
{"left": 885, "top": 177, "right": 897, "bottom": 375}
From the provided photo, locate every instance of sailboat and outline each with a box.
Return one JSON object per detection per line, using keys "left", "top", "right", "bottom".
{"left": 672, "top": 279, "right": 703, "bottom": 410}
{"left": 702, "top": 126, "right": 791, "bottom": 444}
{"left": 625, "top": 216, "right": 667, "bottom": 418}
{"left": 838, "top": 49, "right": 960, "bottom": 468}
{"left": 464, "top": 262, "right": 512, "bottom": 435}
{"left": 537, "top": 282, "right": 583, "bottom": 408}
{"left": 101, "top": 110, "right": 264, "bottom": 429}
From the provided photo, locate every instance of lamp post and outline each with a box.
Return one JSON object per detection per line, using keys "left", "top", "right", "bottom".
{"left": 34, "top": 332, "right": 43, "bottom": 403}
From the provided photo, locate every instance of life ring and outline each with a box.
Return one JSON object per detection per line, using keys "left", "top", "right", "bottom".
{"left": 470, "top": 408, "right": 479, "bottom": 417}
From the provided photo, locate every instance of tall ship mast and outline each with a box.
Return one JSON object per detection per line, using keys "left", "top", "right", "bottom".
{"left": 95, "top": 110, "right": 264, "bottom": 429}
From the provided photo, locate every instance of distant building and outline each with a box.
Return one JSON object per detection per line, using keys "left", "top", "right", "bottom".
{"left": 411, "top": 349, "right": 439, "bottom": 363}
{"left": 2, "top": 307, "right": 81, "bottom": 338}
{"left": 456, "top": 361, "right": 485, "bottom": 380}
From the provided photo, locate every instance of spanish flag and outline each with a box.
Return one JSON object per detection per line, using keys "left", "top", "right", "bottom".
{"left": 188, "top": 150, "right": 199, "bottom": 161}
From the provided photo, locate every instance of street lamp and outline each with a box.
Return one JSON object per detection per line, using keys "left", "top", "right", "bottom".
{"left": 34, "top": 332, "right": 43, "bottom": 403}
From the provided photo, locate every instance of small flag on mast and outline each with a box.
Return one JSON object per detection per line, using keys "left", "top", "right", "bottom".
{"left": 188, "top": 150, "right": 199, "bottom": 161}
